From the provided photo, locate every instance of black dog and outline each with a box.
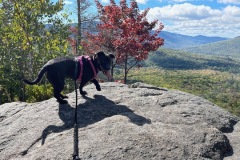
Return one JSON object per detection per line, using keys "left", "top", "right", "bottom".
{"left": 23, "top": 51, "right": 114, "bottom": 104}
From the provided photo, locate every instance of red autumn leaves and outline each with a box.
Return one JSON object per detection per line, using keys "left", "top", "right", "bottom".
{"left": 82, "top": 0, "right": 164, "bottom": 64}
{"left": 68, "top": 0, "right": 164, "bottom": 82}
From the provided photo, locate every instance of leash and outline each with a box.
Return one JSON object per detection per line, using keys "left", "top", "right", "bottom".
{"left": 72, "top": 56, "right": 97, "bottom": 159}
{"left": 73, "top": 61, "right": 80, "bottom": 160}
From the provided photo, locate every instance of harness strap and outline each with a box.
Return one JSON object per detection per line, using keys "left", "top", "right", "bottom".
{"left": 77, "top": 56, "right": 97, "bottom": 81}
{"left": 86, "top": 56, "right": 97, "bottom": 78}
{"left": 77, "top": 56, "right": 84, "bottom": 81}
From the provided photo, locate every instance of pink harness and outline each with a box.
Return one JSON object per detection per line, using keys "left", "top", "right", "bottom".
{"left": 77, "top": 56, "right": 97, "bottom": 81}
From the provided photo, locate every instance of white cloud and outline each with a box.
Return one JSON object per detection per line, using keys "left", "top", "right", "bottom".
{"left": 223, "top": 5, "right": 240, "bottom": 15}
{"left": 148, "top": 3, "right": 221, "bottom": 21}
{"left": 147, "top": 3, "right": 240, "bottom": 38}
{"left": 171, "top": 0, "right": 193, "bottom": 2}
{"left": 218, "top": 0, "right": 240, "bottom": 4}
{"left": 159, "top": 0, "right": 202, "bottom": 3}
{"left": 63, "top": 0, "right": 73, "bottom": 5}
{"left": 136, "top": 0, "right": 148, "bottom": 4}
{"left": 101, "top": 0, "right": 110, "bottom": 3}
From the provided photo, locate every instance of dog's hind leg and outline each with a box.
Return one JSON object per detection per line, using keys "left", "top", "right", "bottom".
{"left": 52, "top": 81, "right": 67, "bottom": 104}
{"left": 47, "top": 71, "right": 67, "bottom": 104}
{"left": 54, "top": 88, "right": 67, "bottom": 104}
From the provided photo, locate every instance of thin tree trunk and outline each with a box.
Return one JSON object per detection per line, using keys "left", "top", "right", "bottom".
{"left": 124, "top": 55, "right": 128, "bottom": 84}
{"left": 111, "top": 51, "right": 115, "bottom": 82}
{"left": 111, "top": 64, "right": 114, "bottom": 82}
{"left": 77, "top": 0, "right": 81, "bottom": 55}
{"left": 4, "top": 88, "right": 12, "bottom": 102}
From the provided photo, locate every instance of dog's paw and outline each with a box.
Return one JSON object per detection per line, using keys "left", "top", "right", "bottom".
{"left": 96, "top": 85, "right": 101, "bottom": 91}
{"left": 80, "top": 91, "right": 87, "bottom": 95}
{"left": 61, "top": 95, "right": 68, "bottom": 99}
{"left": 58, "top": 99, "right": 68, "bottom": 104}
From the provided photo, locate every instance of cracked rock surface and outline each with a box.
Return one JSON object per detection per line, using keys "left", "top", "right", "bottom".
{"left": 0, "top": 82, "right": 239, "bottom": 160}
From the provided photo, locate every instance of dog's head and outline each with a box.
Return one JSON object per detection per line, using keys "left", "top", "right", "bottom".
{"left": 94, "top": 51, "right": 115, "bottom": 80}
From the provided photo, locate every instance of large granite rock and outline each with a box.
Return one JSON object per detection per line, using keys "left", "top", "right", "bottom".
{"left": 0, "top": 82, "right": 239, "bottom": 160}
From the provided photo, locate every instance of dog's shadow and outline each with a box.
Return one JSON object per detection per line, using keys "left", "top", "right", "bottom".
{"left": 22, "top": 95, "right": 151, "bottom": 155}
{"left": 43, "top": 94, "right": 151, "bottom": 143}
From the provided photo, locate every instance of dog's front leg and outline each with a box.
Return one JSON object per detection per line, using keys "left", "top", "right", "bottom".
{"left": 79, "top": 81, "right": 88, "bottom": 96}
{"left": 91, "top": 79, "right": 101, "bottom": 91}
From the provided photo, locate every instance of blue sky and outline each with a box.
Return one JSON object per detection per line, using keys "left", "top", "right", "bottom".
{"left": 52, "top": 0, "right": 240, "bottom": 38}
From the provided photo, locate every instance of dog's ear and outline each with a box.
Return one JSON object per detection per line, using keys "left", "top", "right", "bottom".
{"left": 95, "top": 51, "right": 105, "bottom": 57}
{"left": 109, "top": 54, "right": 115, "bottom": 59}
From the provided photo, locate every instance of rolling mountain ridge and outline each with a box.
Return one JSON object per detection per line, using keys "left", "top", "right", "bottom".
{"left": 181, "top": 36, "right": 240, "bottom": 59}
{"left": 144, "top": 48, "right": 240, "bottom": 73}
{"left": 159, "top": 31, "right": 228, "bottom": 49}
{"left": 45, "top": 23, "right": 229, "bottom": 49}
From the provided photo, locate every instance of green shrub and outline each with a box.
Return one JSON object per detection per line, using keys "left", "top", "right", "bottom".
{"left": 25, "top": 84, "right": 53, "bottom": 103}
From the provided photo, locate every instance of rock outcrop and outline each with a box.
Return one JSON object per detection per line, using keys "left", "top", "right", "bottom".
{"left": 0, "top": 82, "right": 239, "bottom": 160}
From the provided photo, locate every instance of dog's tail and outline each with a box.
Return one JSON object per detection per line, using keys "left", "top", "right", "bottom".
{"left": 23, "top": 66, "right": 48, "bottom": 85}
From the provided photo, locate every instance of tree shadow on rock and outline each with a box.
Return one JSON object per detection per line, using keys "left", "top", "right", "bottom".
{"left": 22, "top": 94, "right": 150, "bottom": 155}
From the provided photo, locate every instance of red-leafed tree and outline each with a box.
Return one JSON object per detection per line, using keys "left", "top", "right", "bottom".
{"left": 82, "top": 0, "right": 164, "bottom": 83}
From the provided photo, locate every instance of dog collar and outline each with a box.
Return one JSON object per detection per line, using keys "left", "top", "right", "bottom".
{"left": 77, "top": 56, "right": 97, "bottom": 81}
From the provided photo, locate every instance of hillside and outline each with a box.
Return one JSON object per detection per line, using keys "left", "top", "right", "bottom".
{"left": 125, "top": 48, "right": 240, "bottom": 116}
{"left": 144, "top": 48, "right": 240, "bottom": 73}
{"left": 159, "top": 31, "right": 228, "bottom": 49}
{"left": 182, "top": 37, "right": 240, "bottom": 59}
